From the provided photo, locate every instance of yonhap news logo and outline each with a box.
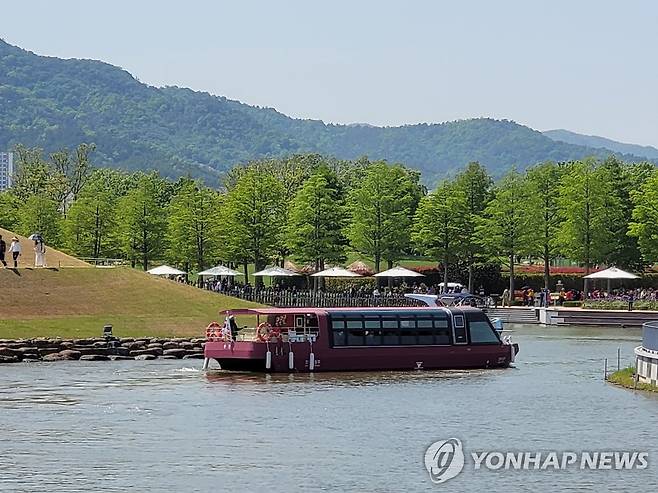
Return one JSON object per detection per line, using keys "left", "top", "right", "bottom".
{"left": 424, "top": 438, "right": 465, "bottom": 484}
{"left": 424, "top": 438, "right": 649, "bottom": 485}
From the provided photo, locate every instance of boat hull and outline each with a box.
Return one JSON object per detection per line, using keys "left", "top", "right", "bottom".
{"left": 205, "top": 341, "right": 519, "bottom": 373}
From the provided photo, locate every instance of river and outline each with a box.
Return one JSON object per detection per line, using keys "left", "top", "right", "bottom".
{"left": 1, "top": 325, "right": 657, "bottom": 492}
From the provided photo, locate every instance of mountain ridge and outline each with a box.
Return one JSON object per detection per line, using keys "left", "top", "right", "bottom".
{"left": 0, "top": 39, "right": 654, "bottom": 184}
{"left": 543, "top": 129, "right": 658, "bottom": 160}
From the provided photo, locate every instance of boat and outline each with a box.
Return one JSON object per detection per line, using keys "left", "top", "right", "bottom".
{"left": 203, "top": 306, "right": 519, "bottom": 373}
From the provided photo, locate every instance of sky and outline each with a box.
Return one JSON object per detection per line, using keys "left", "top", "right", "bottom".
{"left": 3, "top": 0, "right": 658, "bottom": 147}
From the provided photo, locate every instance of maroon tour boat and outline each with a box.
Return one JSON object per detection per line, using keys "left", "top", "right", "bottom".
{"left": 203, "top": 306, "right": 519, "bottom": 373}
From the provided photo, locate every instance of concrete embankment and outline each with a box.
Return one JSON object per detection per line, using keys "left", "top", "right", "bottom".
{"left": 0, "top": 337, "right": 206, "bottom": 363}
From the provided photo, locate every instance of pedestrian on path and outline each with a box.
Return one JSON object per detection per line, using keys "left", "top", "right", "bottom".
{"left": 33, "top": 235, "right": 46, "bottom": 267}
{"left": 502, "top": 288, "right": 511, "bottom": 307}
{"left": 8, "top": 237, "right": 21, "bottom": 268}
{"left": 0, "top": 234, "right": 6, "bottom": 268}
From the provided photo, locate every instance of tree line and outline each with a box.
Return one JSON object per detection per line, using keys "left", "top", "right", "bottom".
{"left": 1, "top": 144, "right": 657, "bottom": 292}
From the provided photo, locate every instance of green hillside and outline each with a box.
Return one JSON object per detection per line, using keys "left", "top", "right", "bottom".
{"left": 0, "top": 39, "right": 649, "bottom": 183}
{"left": 0, "top": 267, "right": 260, "bottom": 338}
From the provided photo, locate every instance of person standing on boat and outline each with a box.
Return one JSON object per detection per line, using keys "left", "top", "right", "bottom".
{"left": 7, "top": 237, "right": 21, "bottom": 269}
{"left": 501, "top": 288, "right": 510, "bottom": 307}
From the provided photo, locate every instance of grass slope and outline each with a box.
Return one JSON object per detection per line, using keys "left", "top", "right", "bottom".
{"left": 0, "top": 267, "right": 260, "bottom": 339}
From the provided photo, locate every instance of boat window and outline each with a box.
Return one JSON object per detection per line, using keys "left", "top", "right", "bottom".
{"left": 328, "top": 311, "right": 457, "bottom": 347}
{"left": 332, "top": 327, "right": 347, "bottom": 346}
{"left": 417, "top": 319, "right": 434, "bottom": 345}
{"left": 469, "top": 320, "right": 500, "bottom": 344}
{"left": 435, "top": 327, "right": 451, "bottom": 345}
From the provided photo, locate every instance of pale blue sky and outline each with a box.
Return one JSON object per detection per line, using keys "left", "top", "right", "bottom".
{"left": 3, "top": 0, "right": 658, "bottom": 146}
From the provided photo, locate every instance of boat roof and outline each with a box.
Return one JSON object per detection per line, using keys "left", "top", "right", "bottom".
{"left": 224, "top": 306, "right": 482, "bottom": 316}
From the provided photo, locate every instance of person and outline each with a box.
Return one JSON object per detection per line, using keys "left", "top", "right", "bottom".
{"left": 8, "top": 237, "right": 21, "bottom": 268}
{"left": 558, "top": 288, "right": 566, "bottom": 306}
{"left": 228, "top": 314, "right": 240, "bottom": 340}
{"left": 34, "top": 236, "right": 46, "bottom": 267}
{"left": 501, "top": 288, "right": 510, "bottom": 307}
{"left": 0, "top": 234, "right": 6, "bottom": 268}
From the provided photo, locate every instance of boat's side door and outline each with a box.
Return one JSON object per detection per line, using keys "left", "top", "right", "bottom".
{"left": 451, "top": 309, "right": 468, "bottom": 345}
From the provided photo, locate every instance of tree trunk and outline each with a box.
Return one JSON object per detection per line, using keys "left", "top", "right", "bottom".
{"left": 467, "top": 262, "right": 473, "bottom": 293}
{"left": 443, "top": 256, "right": 449, "bottom": 293}
{"left": 543, "top": 244, "right": 550, "bottom": 291}
{"left": 374, "top": 254, "right": 381, "bottom": 274}
{"left": 509, "top": 254, "right": 515, "bottom": 296}
{"left": 583, "top": 260, "right": 590, "bottom": 296}
{"left": 243, "top": 262, "right": 249, "bottom": 284}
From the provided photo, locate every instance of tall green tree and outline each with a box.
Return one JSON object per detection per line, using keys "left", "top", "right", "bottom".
{"left": 558, "top": 159, "right": 610, "bottom": 292}
{"left": 64, "top": 180, "right": 118, "bottom": 258}
{"left": 525, "top": 162, "right": 564, "bottom": 289}
{"left": 166, "top": 178, "right": 223, "bottom": 271}
{"left": 597, "top": 157, "right": 645, "bottom": 270}
{"left": 287, "top": 167, "right": 347, "bottom": 273}
{"left": 453, "top": 162, "right": 493, "bottom": 291}
{"left": 222, "top": 169, "right": 285, "bottom": 282}
{"left": 0, "top": 192, "right": 21, "bottom": 231}
{"left": 17, "top": 196, "right": 62, "bottom": 247}
{"left": 477, "top": 170, "right": 533, "bottom": 294}
{"left": 628, "top": 169, "right": 658, "bottom": 263}
{"left": 412, "top": 182, "right": 468, "bottom": 290}
{"left": 115, "top": 176, "right": 168, "bottom": 270}
{"left": 347, "top": 162, "right": 422, "bottom": 272}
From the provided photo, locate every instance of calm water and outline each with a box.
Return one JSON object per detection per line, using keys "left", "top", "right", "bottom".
{"left": 1, "top": 325, "right": 657, "bottom": 492}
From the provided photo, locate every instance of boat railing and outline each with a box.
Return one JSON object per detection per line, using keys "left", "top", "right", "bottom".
{"left": 209, "top": 326, "right": 320, "bottom": 343}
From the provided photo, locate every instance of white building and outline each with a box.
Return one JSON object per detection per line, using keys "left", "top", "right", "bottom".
{"left": 0, "top": 152, "right": 13, "bottom": 191}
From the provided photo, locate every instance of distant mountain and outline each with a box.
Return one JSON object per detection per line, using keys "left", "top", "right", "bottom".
{"left": 544, "top": 129, "right": 658, "bottom": 161}
{"left": 0, "top": 39, "right": 652, "bottom": 184}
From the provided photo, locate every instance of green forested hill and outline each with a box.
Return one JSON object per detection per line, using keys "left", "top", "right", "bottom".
{"left": 0, "top": 39, "right": 649, "bottom": 183}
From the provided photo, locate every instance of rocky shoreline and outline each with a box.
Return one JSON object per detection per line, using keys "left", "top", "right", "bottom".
{"left": 0, "top": 337, "right": 206, "bottom": 363}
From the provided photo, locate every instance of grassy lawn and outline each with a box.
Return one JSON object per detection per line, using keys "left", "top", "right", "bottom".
{"left": 0, "top": 267, "right": 261, "bottom": 339}
{"left": 608, "top": 367, "right": 658, "bottom": 392}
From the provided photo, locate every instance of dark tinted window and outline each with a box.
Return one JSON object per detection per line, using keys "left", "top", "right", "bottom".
{"left": 469, "top": 320, "right": 499, "bottom": 344}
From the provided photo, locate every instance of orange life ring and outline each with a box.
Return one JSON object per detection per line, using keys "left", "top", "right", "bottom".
{"left": 205, "top": 321, "right": 222, "bottom": 340}
{"left": 256, "top": 322, "right": 272, "bottom": 342}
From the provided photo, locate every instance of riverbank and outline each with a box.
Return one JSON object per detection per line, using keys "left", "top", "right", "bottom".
{"left": 0, "top": 267, "right": 260, "bottom": 338}
{"left": 0, "top": 336, "right": 207, "bottom": 363}
{"left": 608, "top": 367, "right": 658, "bottom": 392}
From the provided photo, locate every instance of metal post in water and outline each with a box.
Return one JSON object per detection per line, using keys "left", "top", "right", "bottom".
{"left": 617, "top": 347, "right": 621, "bottom": 372}
{"left": 604, "top": 358, "right": 608, "bottom": 380}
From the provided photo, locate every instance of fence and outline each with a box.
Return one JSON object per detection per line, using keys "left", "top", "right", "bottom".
{"left": 214, "top": 289, "right": 424, "bottom": 308}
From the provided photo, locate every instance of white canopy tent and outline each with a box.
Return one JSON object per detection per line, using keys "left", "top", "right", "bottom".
{"left": 584, "top": 267, "right": 639, "bottom": 293}
{"left": 374, "top": 266, "right": 424, "bottom": 278}
{"left": 311, "top": 267, "right": 362, "bottom": 278}
{"left": 584, "top": 267, "right": 639, "bottom": 280}
{"left": 252, "top": 266, "right": 300, "bottom": 277}
{"left": 147, "top": 265, "right": 186, "bottom": 276}
{"left": 197, "top": 265, "right": 243, "bottom": 277}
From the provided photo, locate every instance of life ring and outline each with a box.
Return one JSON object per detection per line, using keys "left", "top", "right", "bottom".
{"left": 256, "top": 322, "right": 272, "bottom": 342}
{"left": 205, "top": 321, "right": 222, "bottom": 340}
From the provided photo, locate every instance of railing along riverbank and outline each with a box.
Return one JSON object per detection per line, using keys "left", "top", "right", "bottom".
{"left": 210, "top": 289, "right": 423, "bottom": 308}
